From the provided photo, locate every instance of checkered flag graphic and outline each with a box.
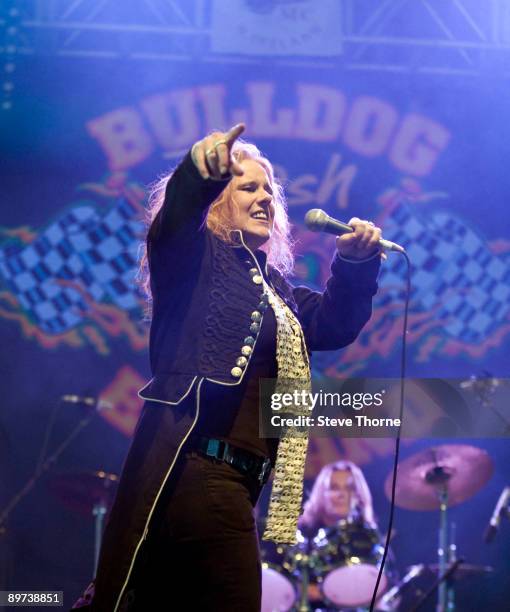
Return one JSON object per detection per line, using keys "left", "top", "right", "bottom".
{"left": 0, "top": 198, "right": 144, "bottom": 334}
{"left": 379, "top": 203, "right": 510, "bottom": 344}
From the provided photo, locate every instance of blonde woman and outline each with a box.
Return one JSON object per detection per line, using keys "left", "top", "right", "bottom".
{"left": 297, "top": 461, "right": 390, "bottom": 610}
{"left": 299, "top": 460, "right": 377, "bottom": 533}
{"left": 73, "top": 123, "right": 382, "bottom": 612}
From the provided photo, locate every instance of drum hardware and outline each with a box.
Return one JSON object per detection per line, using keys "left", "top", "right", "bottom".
{"left": 426, "top": 563, "right": 493, "bottom": 577}
{"left": 47, "top": 470, "right": 118, "bottom": 575}
{"left": 378, "top": 563, "right": 425, "bottom": 609}
{"left": 0, "top": 398, "right": 112, "bottom": 577}
{"left": 312, "top": 519, "right": 390, "bottom": 609}
{"left": 0, "top": 400, "right": 100, "bottom": 535}
{"left": 261, "top": 533, "right": 323, "bottom": 612}
{"left": 408, "top": 558, "right": 465, "bottom": 612}
{"left": 293, "top": 537, "right": 321, "bottom": 612}
{"left": 384, "top": 444, "right": 494, "bottom": 612}
{"left": 378, "top": 561, "right": 493, "bottom": 612}
{"left": 384, "top": 444, "right": 493, "bottom": 512}
{"left": 261, "top": 519, "right": 393, "bottom": 611}
{"left": 0, "top": 395, "right": 118, "bottom": 576}
{"left": 263, "top": 444, "right": 495, "bottom": 611}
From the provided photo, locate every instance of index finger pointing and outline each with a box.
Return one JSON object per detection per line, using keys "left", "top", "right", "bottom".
{"left": 225, "top": 123, "right": 246, "bottom": 145}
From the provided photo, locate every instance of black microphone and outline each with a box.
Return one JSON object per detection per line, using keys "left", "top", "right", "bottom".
{"left": 304, "top": 208, "right": 405, "bottom": 253}
{"left": 61, "top": 395, "right": 113, "bottom": 411}
{"left": 484, "top": 486, "right": 510, "bottom": 543}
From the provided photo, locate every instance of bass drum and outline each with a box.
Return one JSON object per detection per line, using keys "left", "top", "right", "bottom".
{"left": 312, "top": 519, "right": 390, "bottom": 609}
{"left": 261, "top": 561, "right": 297, "bottom": 612}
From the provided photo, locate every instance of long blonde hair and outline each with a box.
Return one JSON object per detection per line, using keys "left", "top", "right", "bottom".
{"left": 138, "top": 139, "right": 294, "bottom": 306}
{"left": 299, "top": 461, "right": 376, "bottom": 529}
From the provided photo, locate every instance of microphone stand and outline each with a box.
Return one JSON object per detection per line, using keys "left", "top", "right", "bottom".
{"left": 485, "top": 486, "right": 510, "bottom": 543}
{"left": 0, "top": 407, "right": 99, "bottom": 532}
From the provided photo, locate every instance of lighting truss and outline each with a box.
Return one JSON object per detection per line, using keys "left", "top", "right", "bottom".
{"left": 0, "top": 0, "right": 508, "bottom": 77}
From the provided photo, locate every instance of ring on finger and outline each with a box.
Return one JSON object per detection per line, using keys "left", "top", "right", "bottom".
{"left": 213, "top": 139, "right": 227, "bottom": 148}
{"left": 205, "top": 147, "right": 217, "bottom": 157}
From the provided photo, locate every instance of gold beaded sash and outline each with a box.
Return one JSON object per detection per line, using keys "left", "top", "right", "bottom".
{"left": 262, "top": 281, "right": 312, "bottom": 545}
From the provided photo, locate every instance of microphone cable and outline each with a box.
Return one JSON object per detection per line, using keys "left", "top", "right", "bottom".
{"left": 369, "top": 249, "right": 412, "bottom": 611}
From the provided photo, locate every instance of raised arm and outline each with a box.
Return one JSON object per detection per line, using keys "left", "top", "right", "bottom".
{"left": 148, "top": 123, "right": 246, "bottom": 244}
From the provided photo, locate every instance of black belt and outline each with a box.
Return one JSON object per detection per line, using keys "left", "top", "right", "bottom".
{"left": 189, "top": 436, "right": 272, "bottom": 485}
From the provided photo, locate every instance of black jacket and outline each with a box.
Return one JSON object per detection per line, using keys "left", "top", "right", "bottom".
{"left": 73, "top": 152, "right": 380, "bottom": 611}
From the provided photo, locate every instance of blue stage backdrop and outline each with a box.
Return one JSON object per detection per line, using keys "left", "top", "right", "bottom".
{"left": 1, "top": 44, "right": 509, "bottom": 610}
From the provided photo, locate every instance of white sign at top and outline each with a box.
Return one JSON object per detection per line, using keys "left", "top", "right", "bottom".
{"left": 210, "top": 0, "right": 343, "bottom": 56}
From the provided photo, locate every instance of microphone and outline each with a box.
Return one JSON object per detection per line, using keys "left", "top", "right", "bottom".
{"left": 61, "top": 395, "right": 113, "bottom": 411}
{"left": 304, "top": 208, "right": 405, "bottom": 253}
{"left": 484, "top": 486, "right": 510, "bottom": 543}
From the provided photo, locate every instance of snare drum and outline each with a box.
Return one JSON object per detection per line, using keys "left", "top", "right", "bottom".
{"left": 312, "top": 519, "right": 389, "bottom": 609}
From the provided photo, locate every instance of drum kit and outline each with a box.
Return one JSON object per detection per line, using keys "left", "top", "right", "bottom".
{"left": 18, "top": 442, "right": 495, "bottom": 611}
{"left": 261, "top": 518, "right": 392, "bottom": 612}
{"left": 261, "top": 444, "right": 495, "bottom": 612}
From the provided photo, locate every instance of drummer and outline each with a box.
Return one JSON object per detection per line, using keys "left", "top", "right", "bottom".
{"left": 298, "top": 460, "right": 377, "bottom": 535}
{"left": 296, "top": 460, "right": 396, "bottom": 611}
{"left": 260, "top": 461, "right": 394, "bottom": 611}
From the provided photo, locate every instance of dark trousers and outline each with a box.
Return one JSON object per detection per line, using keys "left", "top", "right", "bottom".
{"left": 127, "top": 450, "right": 264, "bottom": 611}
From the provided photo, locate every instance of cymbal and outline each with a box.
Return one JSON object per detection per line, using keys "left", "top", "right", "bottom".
{"left": 385, "top": 444, "right": 493, "bottom": 511}
{"left": 48, "top": 470, "right": 118, "bottom": 516}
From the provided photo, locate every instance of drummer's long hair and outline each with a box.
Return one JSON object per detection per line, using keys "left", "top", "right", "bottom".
{"left": 299, "top": 461, "right": 376, "bottom": 529}
{"left": 138, "top": 139, "right": 294, "bottom": 311}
